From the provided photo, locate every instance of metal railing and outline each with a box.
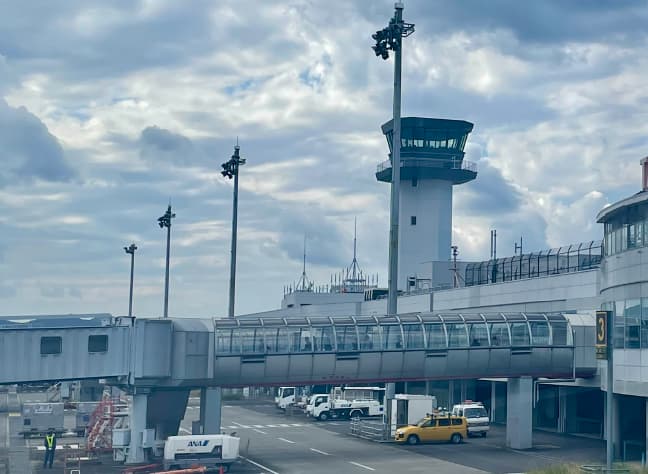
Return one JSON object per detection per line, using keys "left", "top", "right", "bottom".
{"left": 465, "top": 240, "right": 602, "bottom": 287}
{"left": 349, "top": 418, "right": 389, "bottom": 441}
{"left": 376, "top": 158, "right": 477, "bottom": 174}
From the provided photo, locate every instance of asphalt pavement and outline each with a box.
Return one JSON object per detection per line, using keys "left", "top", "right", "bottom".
{"left": 0, "top": 393, "right": 609, "bottom": 474}
{"left": 181, "top": 401, "right": 485, "bottom": 474}
{"left": 228, "top": 399, "right": 607, "bottom": 474}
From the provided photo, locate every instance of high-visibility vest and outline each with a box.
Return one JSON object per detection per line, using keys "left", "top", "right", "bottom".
{"left": 46, "top": 435, "right": 54, "bottom": 449}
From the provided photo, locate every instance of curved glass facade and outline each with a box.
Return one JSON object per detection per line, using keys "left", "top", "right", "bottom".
{"left": 604, "top": 213, "right": 648, "bottom": 256}
{"left": 601, "top": 299, "right": 648, "bottom": 349}
{"left": 214, "top": 313, "right": 572, "bottom": 355}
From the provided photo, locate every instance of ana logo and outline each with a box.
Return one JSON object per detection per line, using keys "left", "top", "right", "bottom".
{"left": 187, "top": 440, "right": 209, "bottom": 447}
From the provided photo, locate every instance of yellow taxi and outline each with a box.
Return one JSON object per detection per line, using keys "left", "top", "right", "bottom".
{"left": 394, "top": 415, "right": 467, "bottom": 445}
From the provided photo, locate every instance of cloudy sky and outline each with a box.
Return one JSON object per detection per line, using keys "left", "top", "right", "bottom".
{"left": 1, "top": 0, "right": 647, "bottom": 318}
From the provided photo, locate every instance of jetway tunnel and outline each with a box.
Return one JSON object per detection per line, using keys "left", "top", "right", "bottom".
{"left": 0, "top": 312, "right": 596, "bottom": 388}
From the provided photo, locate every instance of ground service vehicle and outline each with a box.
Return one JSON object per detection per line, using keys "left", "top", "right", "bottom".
{"left": 275, "top": 386, "right": 296, "bottom": 410}
{"left": 451, "top": 401, "right": 490, "bottom": 437}
{"left": 163, "top": 434, "right": 240, "bottom": 472}
{"left": 394, "top": 415, "right": 467, "bottom": 445}
{"left": 308, "top": 386, "right": 385, "bottom": 421}
{"left": 21, "top": 403, "right": 64, "bottom": 437}
{"left": 389, "top": 394, "right": 437, "bottom": 437}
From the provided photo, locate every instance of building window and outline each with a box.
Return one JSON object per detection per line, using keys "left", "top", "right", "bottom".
{"left": 88, "top": 335, "right": 108, "bottom": 353}
{"left": 411, "top": 216, "right": 417, "bottom": 226}
{"left": 40, "top": 337, "right": 62, "bottom": 355}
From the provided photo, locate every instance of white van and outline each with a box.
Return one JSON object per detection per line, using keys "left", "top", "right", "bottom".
{"left": 164, "top": 434, "right": 239, "bottom": 472}
{"left": 451, "top": 401, "right": 490, "bottom": 437}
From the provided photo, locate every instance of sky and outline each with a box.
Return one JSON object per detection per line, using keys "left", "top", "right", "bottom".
{"left": 1, "top": 0, "right": 648, "bottom": 318}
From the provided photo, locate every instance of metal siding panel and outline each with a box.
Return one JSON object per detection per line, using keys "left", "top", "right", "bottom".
{"left": 488, "top": 348, "right": 512, "bottom": 375}
{"left": 465, "top": 348, "right": 490, "bottom": 377}
{"left": 380, "top": 352, "right": 404, "bottom": 380}
{"left": 423, "top": 354, "right": 448, "bottom": 379}
{"left": 287, "top": 354, "right": 313, "bottom": 379}
{"left": 240, "top": 359, "right": 267, "bottom": 385}
{"left": 445, "top": 350, "right": 469, "bottom": 377}
{"left": 401, "top": 351, "right": 424, "bottom": 379}
{"left": 358, "top": 353, "right": 382, "bottom": 380}
{"left": 0, "top": 327, "right": 130, "bottom": 384}
{"left": 263, "top": 355, "right": 290, "bottom": 384}
{"left": 135, "top": 320, "right": 172, "bottom": 379}
{"left": 213, "top": 357, "right": 243, "bottom": 386}
{"left": 311, "top": 354, "right": 336, "bottom": 381}
{"left": 333, "top": 358, "right": 359, "bottom": 381}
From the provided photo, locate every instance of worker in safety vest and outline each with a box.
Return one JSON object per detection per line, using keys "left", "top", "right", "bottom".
{"left": 43, "top": 430, "right": 56, "bottom": 469}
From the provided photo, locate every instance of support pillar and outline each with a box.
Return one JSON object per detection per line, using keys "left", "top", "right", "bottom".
{"left": 126, "top": 393, "right": 149, "bottom": 464}
{"left": 558, "top": 386, "right": 567, "bottom": 434}
{"left": 200, "top": 387, "right": 222, "bottom": 435}
{"left": 645, "top": 398, "right": 648, "bottom": 464}
{"left": 490, "top": 381, "right": 496, "bottom": 423}
{"left": 506, "top": 377, "right": 533, "bottom": 450}
{"left": 613, "top": 394, "right": 621, "bottom": 459}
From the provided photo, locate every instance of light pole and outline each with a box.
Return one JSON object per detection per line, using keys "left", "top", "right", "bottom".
{"left": 124, "top": 243, "right": 137, "bottom": 317}
{"left": 372, "top": 2, "right": 414, "bottom": 317}
{"left": 372, "top": 1, "right": 414, "bottom": 437}
{"left": 157, "top": 205, "right": 175, "bottom": 318}
{"left": 221, "top": 143, "right": 246, "bottom": 318}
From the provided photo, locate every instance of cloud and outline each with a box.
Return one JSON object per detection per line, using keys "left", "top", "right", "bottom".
{"left": 0, "top": 99, "right": 75, "bottom": 185}
{"left": 1, "top": 0, "right": 647, "bottom": 317}
{"left": 139, "top": 125, "right": 198, "bottom": 165}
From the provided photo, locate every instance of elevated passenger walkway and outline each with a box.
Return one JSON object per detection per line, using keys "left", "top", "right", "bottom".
{"left": 211, "top": 312, "right": 593, "bottom": 387}
{"left": 0, "top": 312, "right": 595, "bottom": 388}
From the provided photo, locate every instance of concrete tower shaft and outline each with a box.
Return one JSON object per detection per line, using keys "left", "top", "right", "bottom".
{"left": 376, "top": 117, "right": 477, "bottom": 290}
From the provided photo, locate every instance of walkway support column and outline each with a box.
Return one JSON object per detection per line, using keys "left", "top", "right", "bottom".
{"left": 126, "top": 393, "right": 149, "bottom": 464}
{"left": 200, "top": 387, "right": 222, "bottom": 435}
{"left": 490, "top": 381, "right": 496, "bottom": 423}
{"left": 506, "top": 377, "right": 533, "bottom": 450}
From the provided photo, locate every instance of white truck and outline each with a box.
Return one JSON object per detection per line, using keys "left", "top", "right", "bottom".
{"left": 451, "top": 401, "right": 490, "bottom": 437}
{"left": 307, "top": 386, "right": 385, "bottom": 421}
{"left": 275, "top": 386, "right": 296, "bottom": 410}
{"left": 163, "top": 434, "right": 240, "bottom": 472}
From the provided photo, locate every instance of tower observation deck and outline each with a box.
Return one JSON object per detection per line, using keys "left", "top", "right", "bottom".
{"left": 376, "top": 117, "right": 477, "bottom": 290}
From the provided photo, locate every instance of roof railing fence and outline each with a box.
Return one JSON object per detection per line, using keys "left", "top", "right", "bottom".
{"left": 214, "top": 313, "right": 572, "bottom": 355}
{"left": 465, "top": 241, "right": 602, "bottom": 287}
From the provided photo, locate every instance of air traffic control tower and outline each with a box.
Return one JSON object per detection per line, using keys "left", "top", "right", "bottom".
{"left": 376, "top": 117, "right": 476, "bottom": 290}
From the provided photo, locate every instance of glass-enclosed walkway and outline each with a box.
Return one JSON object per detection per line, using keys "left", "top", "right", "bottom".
{"left": 212, "top": 313, "right": 579, "bottom": 387}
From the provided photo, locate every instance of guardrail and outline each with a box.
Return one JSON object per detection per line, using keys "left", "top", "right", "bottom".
{"left": 376, "top": 158, "right": 477, "bottom": 174}
{"left": 349, "top": 418, "right": 389, "bottom": 442}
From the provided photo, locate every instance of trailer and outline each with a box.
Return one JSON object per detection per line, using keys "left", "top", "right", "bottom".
{"left": 21, "top": 402, "right": 65, "bottom": 438}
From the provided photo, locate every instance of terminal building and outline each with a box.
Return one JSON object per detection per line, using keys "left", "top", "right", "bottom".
{"left": 2, "top": 118, "right": 647, "bottom": 463}
{"left": 238, "top": 119, "right": 648, "bottom": 461}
